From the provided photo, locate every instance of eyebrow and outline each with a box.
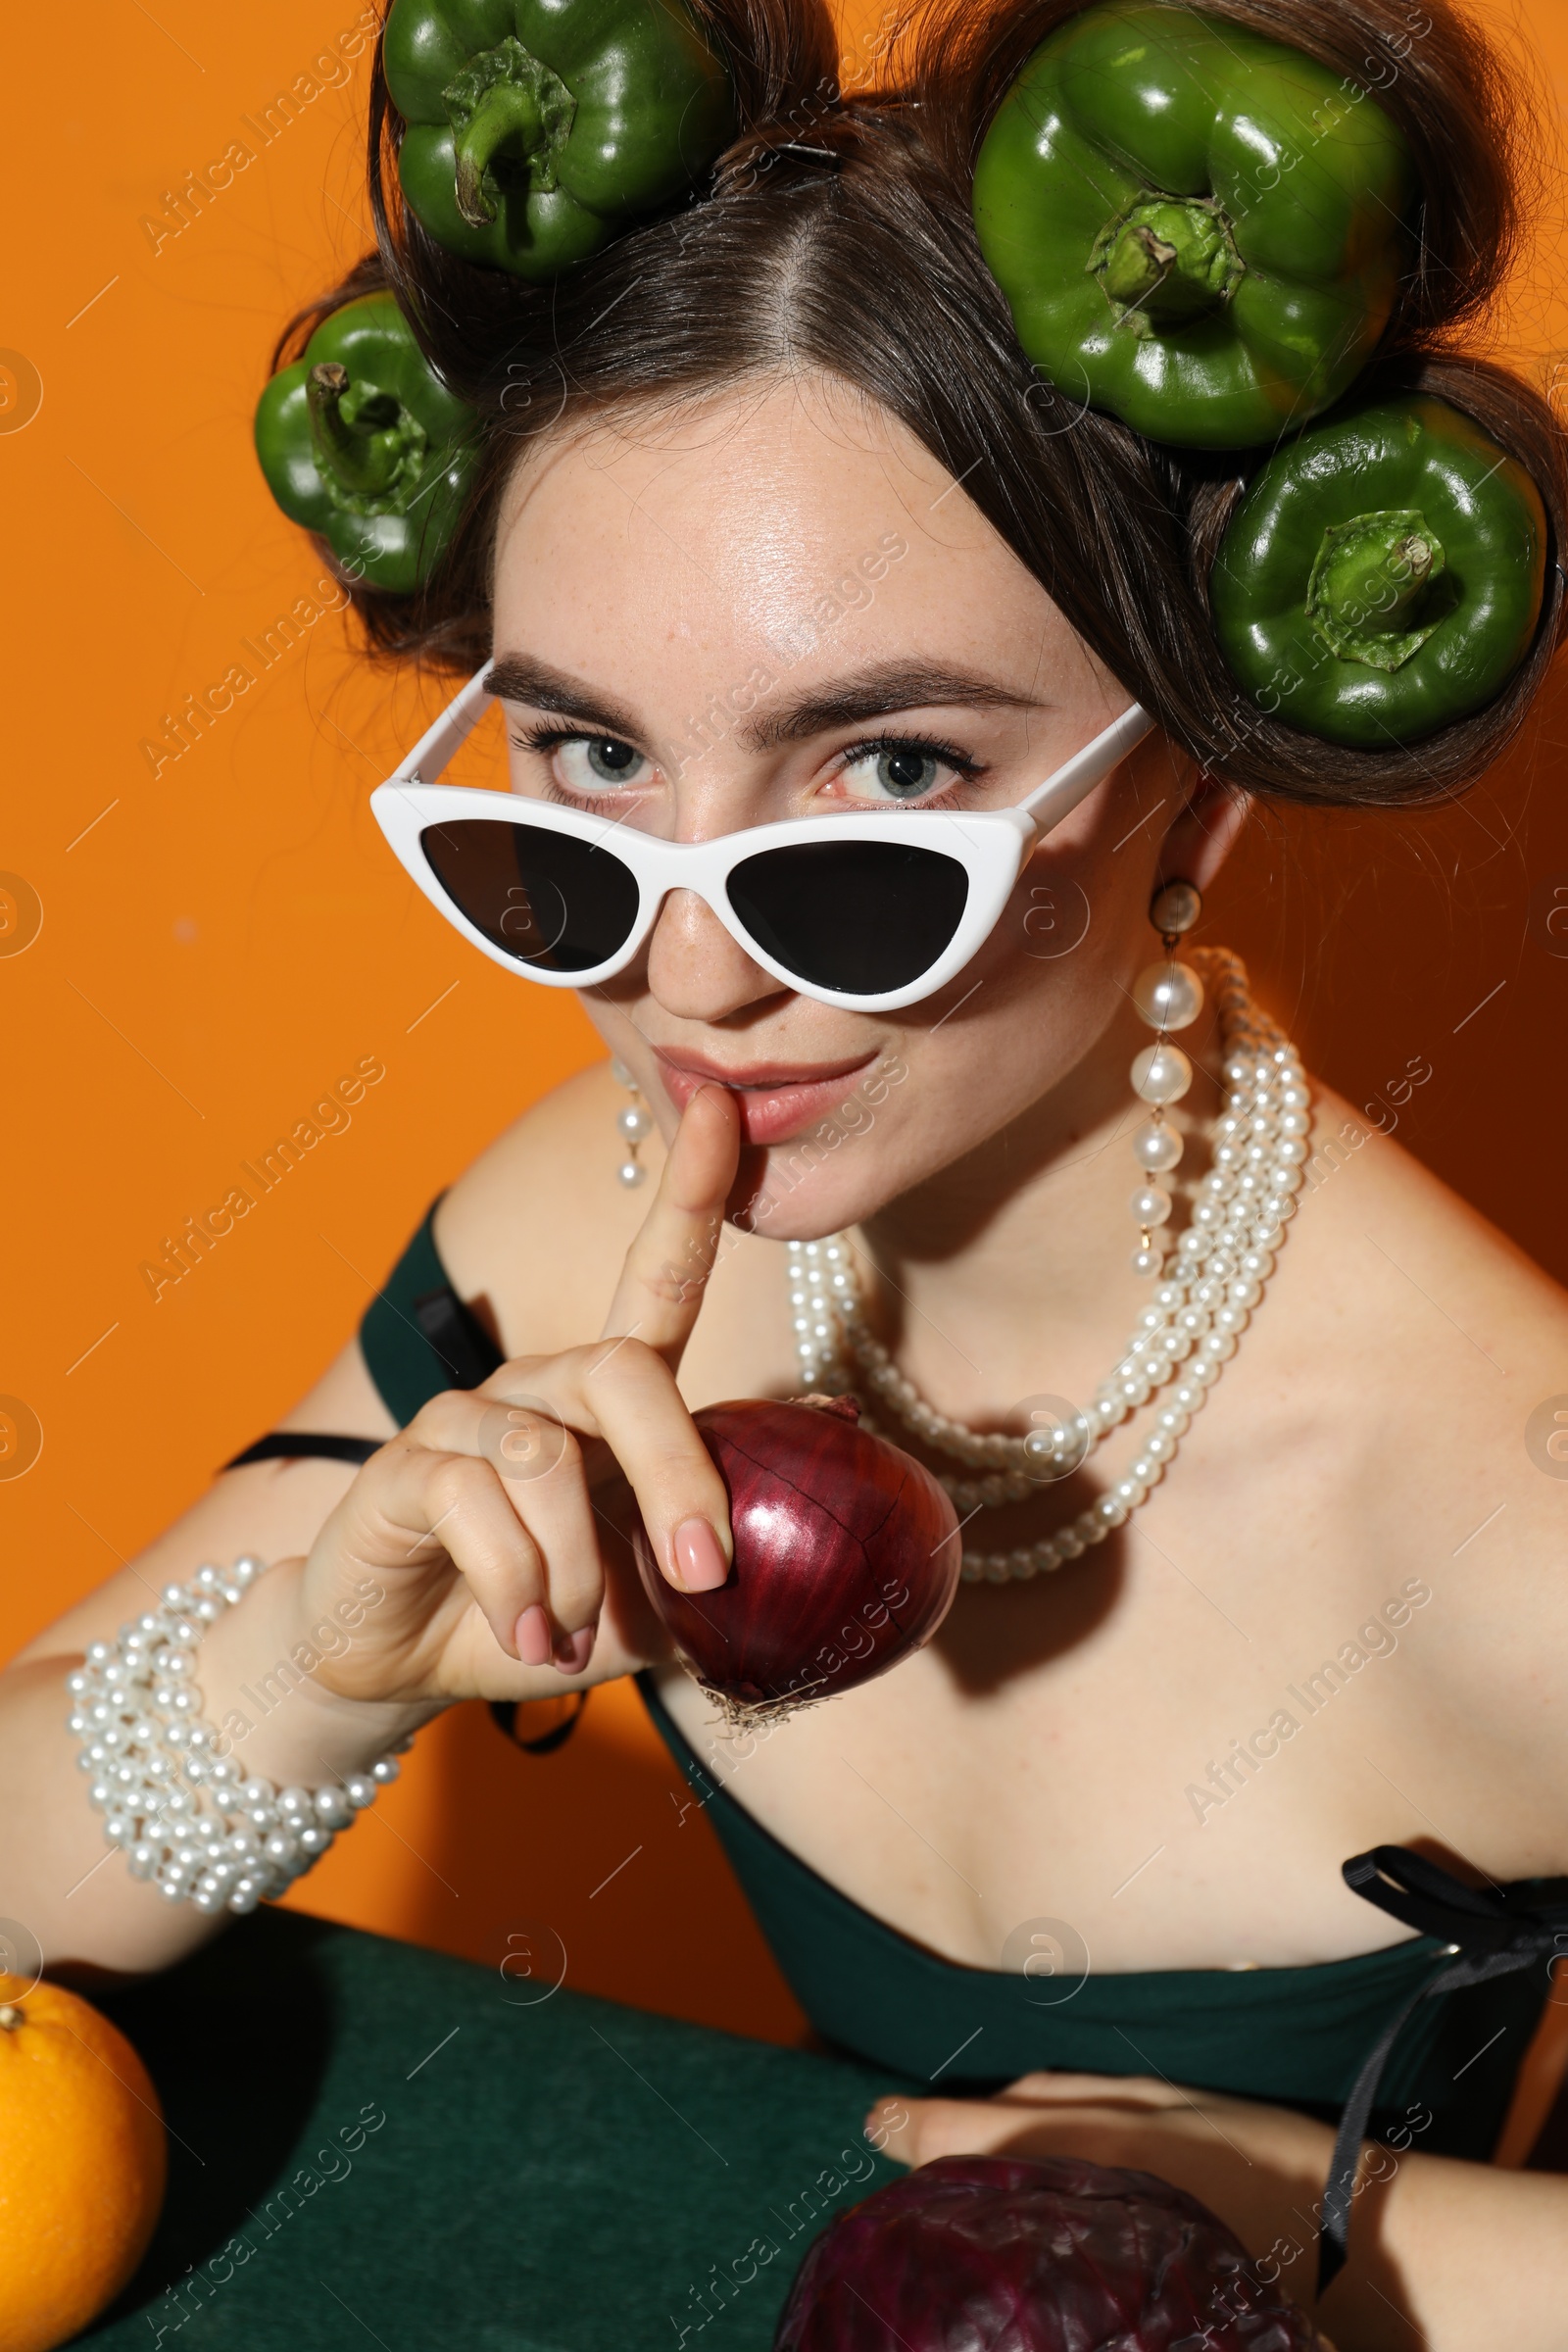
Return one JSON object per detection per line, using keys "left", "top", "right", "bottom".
{"left": 737, "top": 662, "right": 1051, "bottom": 751}
{"left": 483, "top": 655, "right": 643, "bottom": 743}
{"left": 482, "top": 653, "right": 1052, "bottom": 755}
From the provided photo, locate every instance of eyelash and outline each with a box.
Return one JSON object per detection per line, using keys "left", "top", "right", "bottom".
{"left": 510, "top": 725, "right": 643, "bottom": 808}
{"left": 510, "top": 725, "right": 986, "bottom": 811}
{"left": 834, "top": 733, "right": 983, "bottom": 809}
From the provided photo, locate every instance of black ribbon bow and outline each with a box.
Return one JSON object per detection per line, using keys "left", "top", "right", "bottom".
{"left": 1319, "top": 1844, "right": 1568, "bottom": 2295}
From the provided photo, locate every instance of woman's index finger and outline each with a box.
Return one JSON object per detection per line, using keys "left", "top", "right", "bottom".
{"left": 599, "top": 1082, "right": 740, "bottom": 1364}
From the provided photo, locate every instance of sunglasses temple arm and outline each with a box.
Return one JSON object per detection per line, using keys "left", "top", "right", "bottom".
{"left": 1014, "top": 704, "right": 1155, "bottom": 842}
{"left": 391, "top": 666, "right": 495, "bottom": 787}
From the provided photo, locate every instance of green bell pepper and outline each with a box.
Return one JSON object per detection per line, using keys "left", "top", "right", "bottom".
{"left": 972, "top": 1, "right": 1416, "bottom": 449}
{"left": 383, "top": 0, "right": 735, "bottom": 279}
{"left": 1210, "top": 395, "right": 1546, "bottom": 745}
{"left": 254, "top": 294, "right": 480, "bottom": 595}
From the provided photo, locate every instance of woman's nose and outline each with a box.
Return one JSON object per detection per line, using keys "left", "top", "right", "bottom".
{"left": 644, "top": 888, "right": 789, "bottom": 1022}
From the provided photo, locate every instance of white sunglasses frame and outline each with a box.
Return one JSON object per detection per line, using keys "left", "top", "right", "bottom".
{"left": 369, "top": 665, "right": 1154, "bottom": 1014}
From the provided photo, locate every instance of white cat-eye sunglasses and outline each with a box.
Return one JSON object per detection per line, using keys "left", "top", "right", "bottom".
{"left": 370, "top": 665, "right": 1153, "bottom": 1014}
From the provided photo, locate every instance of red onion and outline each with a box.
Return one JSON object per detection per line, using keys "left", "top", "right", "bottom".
{"left": 772, "top": 2155, "right": 1328, "bottom": 2352}
{"left": 633, "top": 1396, "right": 960, "bottom": 1723}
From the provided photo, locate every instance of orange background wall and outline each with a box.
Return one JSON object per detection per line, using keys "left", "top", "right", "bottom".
{"left": 3, "top": 1, "right": 1566, "bottom": 2047}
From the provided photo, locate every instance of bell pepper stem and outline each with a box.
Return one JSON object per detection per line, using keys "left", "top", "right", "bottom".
{"left": 1101, "top": 220, "right": 1178, "bottom": 308}
{"left": 307, "top": 363, "right": 417, "bottom": 502}
{"left": 1306, "top": 508, "right": 1447, "bottom": 670}
{"left": 1317, "top": 525, "right": 1436, "bottom": 625}
{"left": 1092, "top": 195, "right": 1245, "bottom": 334}
{"left": 453, "top": 82, "right": 546, "bottom": 227}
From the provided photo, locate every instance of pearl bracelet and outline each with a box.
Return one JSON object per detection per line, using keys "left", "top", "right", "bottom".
{"left": 67, "top": 1555, "right": 410, "bottom": 1916}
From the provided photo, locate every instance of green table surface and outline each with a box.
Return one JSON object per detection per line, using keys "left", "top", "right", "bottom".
{"left": 84, "top": 1908, "right": 912, "bottom": 2351}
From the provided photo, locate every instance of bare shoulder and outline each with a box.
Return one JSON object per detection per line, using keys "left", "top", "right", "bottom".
{"left": 1289, "top": 1074, "right": 1568, "bottom": 1387}
{"left": 428, "top": 1058, "right": 669, "bottom": 1358}
{"left": 1274, "top": 1077, "right": 1568, "bottom": 1818}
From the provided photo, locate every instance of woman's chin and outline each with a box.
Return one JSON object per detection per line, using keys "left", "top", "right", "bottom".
{"left": 725, "top": 1142, "right": 904, "bottom": 1242}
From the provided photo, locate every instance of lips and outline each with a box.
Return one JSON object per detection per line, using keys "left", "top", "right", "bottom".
{"left": 655, "top": 1049, "right": 881, "bottom": 1147}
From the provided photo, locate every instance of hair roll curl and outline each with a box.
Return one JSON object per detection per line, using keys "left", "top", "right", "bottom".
{"left": 276, "top": 0, "right": 1566, "bottom": 809}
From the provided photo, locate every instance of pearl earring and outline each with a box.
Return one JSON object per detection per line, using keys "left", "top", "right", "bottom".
{"left": 1128, "top": 880, "right": 1204, "bottom": 1276}
{"left": 611, "top": 1058, "right": 652, "bottom": 1188}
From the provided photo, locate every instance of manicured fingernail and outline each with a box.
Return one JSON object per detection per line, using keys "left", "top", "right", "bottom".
{"left": 552, "top": 1626, "right": 595, "bottom": 1676}
{"left": 514, "top": 1604, "right": 552, "bottom": 1666}
{"left": 672, "top": 1518, "right": 729, "bottom": 1592}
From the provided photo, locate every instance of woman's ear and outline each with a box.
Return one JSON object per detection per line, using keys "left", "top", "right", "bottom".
{"left": 1156, "top": 768, "right": 1250, "bottom": 898}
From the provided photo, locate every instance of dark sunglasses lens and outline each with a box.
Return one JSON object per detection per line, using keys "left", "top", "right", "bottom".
{"left": 728, "top": 839, "right": 970, "bottom": 996}
{"left": 418, "top": 820, "right": 640, "bottom": 974}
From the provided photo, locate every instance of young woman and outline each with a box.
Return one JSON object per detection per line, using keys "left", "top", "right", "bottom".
{"left": 6, "top": 0, "right": 1566, "bottom": 2341}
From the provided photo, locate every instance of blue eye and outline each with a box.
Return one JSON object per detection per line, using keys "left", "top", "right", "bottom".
{"left": 556, "top": 737, "right": 654, "bottom": 793}
{"left": 876, "top": 749, "right": 941, "bottom": 798}
{"left": 842, "top": 745, "right": 950, "bottom": 804}
{"left": 585, "top": 740, "right": 640, "bottom": 779}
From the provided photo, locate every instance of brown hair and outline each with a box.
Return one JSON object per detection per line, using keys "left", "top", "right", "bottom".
{"left": 275, "top": 0, "right": 1566, "bottom": 809}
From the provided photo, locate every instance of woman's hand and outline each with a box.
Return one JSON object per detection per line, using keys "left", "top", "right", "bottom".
{"left": 865, "top": 2071, "right": 1568, "bottom": 2351}
{"left": 243, "top": 1083, "right": 742, "bottom": 1713}
{"left": 867, "top": 2072, "right": 1344, "bottom": 2327}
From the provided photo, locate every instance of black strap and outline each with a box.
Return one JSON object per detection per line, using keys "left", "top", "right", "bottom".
{"left": 1320, "top": 1845, "right": 1568, "bottom": 2295}
{"left": 413, "top": 1285, "right": 506, "bottom": 1390}
{"left": 489, "top": 1692, "right": 590, "bottom": 1755}
{"left": 223, "top": 1431, "right": 381, "bottom": 1470}
{"left": 226, "top": 1271, "right": 504, "bottom": 1474}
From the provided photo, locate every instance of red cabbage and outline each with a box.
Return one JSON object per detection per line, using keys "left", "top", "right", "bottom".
{"left": 772, "top": 2154, "right": 1328, "bottom": 2351}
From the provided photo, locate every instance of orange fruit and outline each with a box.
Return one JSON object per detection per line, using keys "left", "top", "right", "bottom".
{"left": 0, "top": 1972, "right": 167, "bottom": 2352}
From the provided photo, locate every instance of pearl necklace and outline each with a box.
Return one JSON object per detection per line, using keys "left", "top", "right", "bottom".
{"left": 786, "top": 951, "right": 1307, "bottom": 1584}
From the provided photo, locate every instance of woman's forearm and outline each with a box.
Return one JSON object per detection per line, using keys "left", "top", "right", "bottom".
{"left": 5, "top": 1529, "right": 435, "bottom": 1980}
{"left": 1323, "top": 2147, "right": 1568, "bottom": 2350}
{"left": 882, "top": 2068, "right": 1568, "bottom": 2351}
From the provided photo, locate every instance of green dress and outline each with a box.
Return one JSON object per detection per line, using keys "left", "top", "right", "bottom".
{"left": 351, "top": 1197, "right": 1554, "bottom": 2163}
